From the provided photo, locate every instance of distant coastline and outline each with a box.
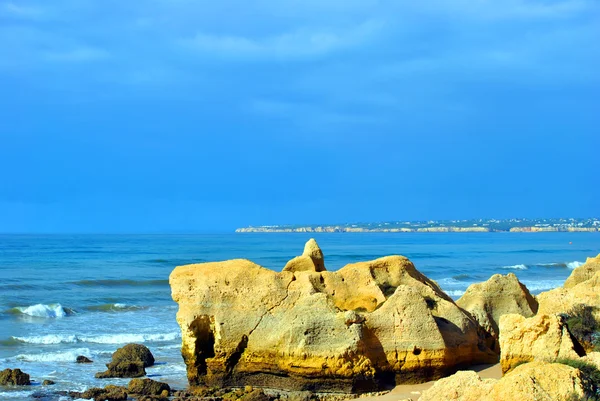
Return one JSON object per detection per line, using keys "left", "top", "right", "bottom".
{"left": 236, "top": 218, "right": 600, "bottom": 233}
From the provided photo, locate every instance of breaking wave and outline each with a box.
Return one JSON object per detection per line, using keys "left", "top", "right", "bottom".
{"left": 13, "top": 348, "right": 93, "bottom": 363}
{"left": 567, "top": 261, "right": 584, "bottom": 269}
{"left": 6, "top": 304, "right": 74, "bottom": 318}
{"left": 84, "top": 303, "right": 147, "bottom": 312}
{"left": 12, "top": 332, "right": 180, "bottom": 345}
{"left": 502, "top": 264, "right": 528, "bottom": 270}
{"left": 501, "top": 260, "right": 583, "bottom": 271}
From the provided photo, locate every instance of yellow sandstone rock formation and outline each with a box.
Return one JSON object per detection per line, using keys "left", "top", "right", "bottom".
{"left": 499, "top": 314, "right": 585, "bottom": 373}
{"left": 283, "top": 238, "right": 326, "bottom": 272}
{"left": 169, "top": 240, "right": 497, "bottom": 392}
{"left": 564, "top": 254, "right": 600, "bottom": 289}
{"left": 419, "top": 370, "right": 495, "bottom": 401}
{"left": 456, "top": 273, "right": 538, "bottom": 342}
{"left": 537, "top": 255, "right": 600, "bottom": 320}
{"left": 420, "top": 362, "right": 589, "bottom": 401}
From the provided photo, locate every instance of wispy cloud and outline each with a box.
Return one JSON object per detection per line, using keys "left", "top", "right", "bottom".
{"left": 44, "top": 47, "right": 111, "bottom": 63}
{"left": 182, "top": 19, "right": 384, "bottom": 60}
{"left": 1, "top": 1, "right": 44, "bottom": 19}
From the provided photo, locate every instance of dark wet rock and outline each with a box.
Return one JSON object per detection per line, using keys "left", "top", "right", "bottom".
{"left": 74, "top": 385, "right": 128, "bottom": 401}
{"left": 112, "top": 343, "right": 154, "bottom": 367}
{"left": 128, "top": 378, "right": 170, "bottom": 396}
{"left": 239, "top": 389, "right": 271, "bottom": 401}
{"left": 77, "top": 355, "right": 93, "bottom": 363}
{"left": 42, "top": 379, "right": 55, "bottom": 385}
{"left": 96, "top": 361, "right": 146, "bottom": 378}
{"left": 95, "top": 343, "right": 154, "bottom": 378}
{"left": 0, "top": 368, "right": 31, "bottom": 385}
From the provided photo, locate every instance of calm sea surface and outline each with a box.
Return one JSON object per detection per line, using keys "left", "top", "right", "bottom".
{"left": 0, "top": 233, "right": 598, "bottom": 400}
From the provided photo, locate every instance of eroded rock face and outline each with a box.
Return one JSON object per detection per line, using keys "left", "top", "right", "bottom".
{"left": 564, "top": 254, "right": 600, "bottom": 289}
{"left": 419, "top": 370, "right": 495, "bottom": 401}
{"left": 456, "top": 273, "right": 538, "bottom": 344}
{"left": 538, "top": 271, "right": 600, "bottom": 321}
{"left": 420, "top": 362, "right": 589, "bottom": 401}
{"left": 170, "top": 240, "right": 497, "bottom": 392}
{"left": 488, "top": 362, "right": 588, "bottom": 401}
{"left": 499, "top": 314, "right": 585, "bottom": 373}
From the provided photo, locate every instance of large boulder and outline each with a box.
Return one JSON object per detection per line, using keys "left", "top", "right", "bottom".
{"left": 283, "top": 238, "right": 326, "bottom": 273}
{"left": 488, "top": 362, "right": 589, "bottom": 401}
{"left": 456, "top": 273, "right": 538, "bottom": 341}
{"left": 419, "top": 370, "right": 495, "bottom": 401}
{"left": 170, "top": 240, "right": 497, "bottom": 393}
{"left": 0, "top": 368, "right": 30, "bottom": 385}
{"left": 420, "top": 362, "right": 590, "bottom": 401}
{"left": 499, "top": 313, "right": 585, "bottom": 373}
{"left": 564, "top": 254, "right": 600, "bottom": 289}
{"left": 538, "top": 271, "right": 600, "bottom": 320}
{"left": 95, "top": 344, "right": 154, "bottom": 379}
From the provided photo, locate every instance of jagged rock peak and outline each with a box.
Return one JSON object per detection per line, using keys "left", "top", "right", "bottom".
{"left": 283, "top": 238, "right": 326, "bottom": 272}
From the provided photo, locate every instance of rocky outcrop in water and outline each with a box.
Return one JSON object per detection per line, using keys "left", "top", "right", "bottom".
{"left": 77, "top": 355, "right": 93, "bottom": 363}
{"left": 170, "top": 239, "right": 497, "bottom": 393}
{"left": 95, "top": 343, "right": 155, "bottom": 379}
{"left": 456, "top": 273, "right": 538, "bottom": 346}
{"left": 0, "top": 368, "right": 30, "bottom": 385}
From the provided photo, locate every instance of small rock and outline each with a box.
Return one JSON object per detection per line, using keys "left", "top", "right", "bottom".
{"left": 80, "top": 385, "right": 128, "bottom": 401}
{"left": 77, "top": 355, "right": 93, "bottom": 363}
{"left": 95, "top": 361, "right": 146, "bottom": 379}
{"left": 42, "top": 379, "right": 55, "bottom": 385}
{"left": 96, "top": 343, "right": 154, "bottom": 378}
{"left": 239, "top": 389, "right": 270, "bottom": 401}
{"left": 0, "top": 368, "right": 31, "bottom": 385}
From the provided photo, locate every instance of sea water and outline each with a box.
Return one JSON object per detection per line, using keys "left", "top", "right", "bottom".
{"left": 0, "top": 233, "right": 598, "bottom": 400}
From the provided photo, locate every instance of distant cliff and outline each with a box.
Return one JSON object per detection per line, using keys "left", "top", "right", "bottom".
{"left": 236, "top": 218, "right": 600, "bottom": 233}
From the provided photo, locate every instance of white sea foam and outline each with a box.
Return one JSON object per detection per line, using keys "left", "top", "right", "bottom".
{"left": 502, "top": 264, "right": 528, "bottom": 270}
{"left": 567, "top": 261, "right": 584, "bottom": 269}
{"left": 11, "top": 348, "right": 92, "bottom": 363}
{"left": 445, "top": 290, "right": 465, "bottom": 297}
{"left": 13, "top": 334, "right": 78, "bottom": 344}
{"left": 13, "top": 303, "right": 70, "bottom": 318}
{"left": 13, "top": 332, "right": 180, "bottom": 345}
{"left": 0, "top": 391, "right": 34, "bottom": 399}
{"left": 521, "top": 280, "right": 564, "bottom": 293}
{"left": 436, "top": 277, "right": 463, "bottom": 285}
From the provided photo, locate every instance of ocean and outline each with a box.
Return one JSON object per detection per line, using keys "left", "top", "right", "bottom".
{"left": 0, "top": 233, "right": 598, "bottom": 400}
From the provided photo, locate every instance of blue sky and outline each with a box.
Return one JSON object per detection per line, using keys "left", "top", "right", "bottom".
{"left": 0, "top": 0, "right": 599, "bottom": 233}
